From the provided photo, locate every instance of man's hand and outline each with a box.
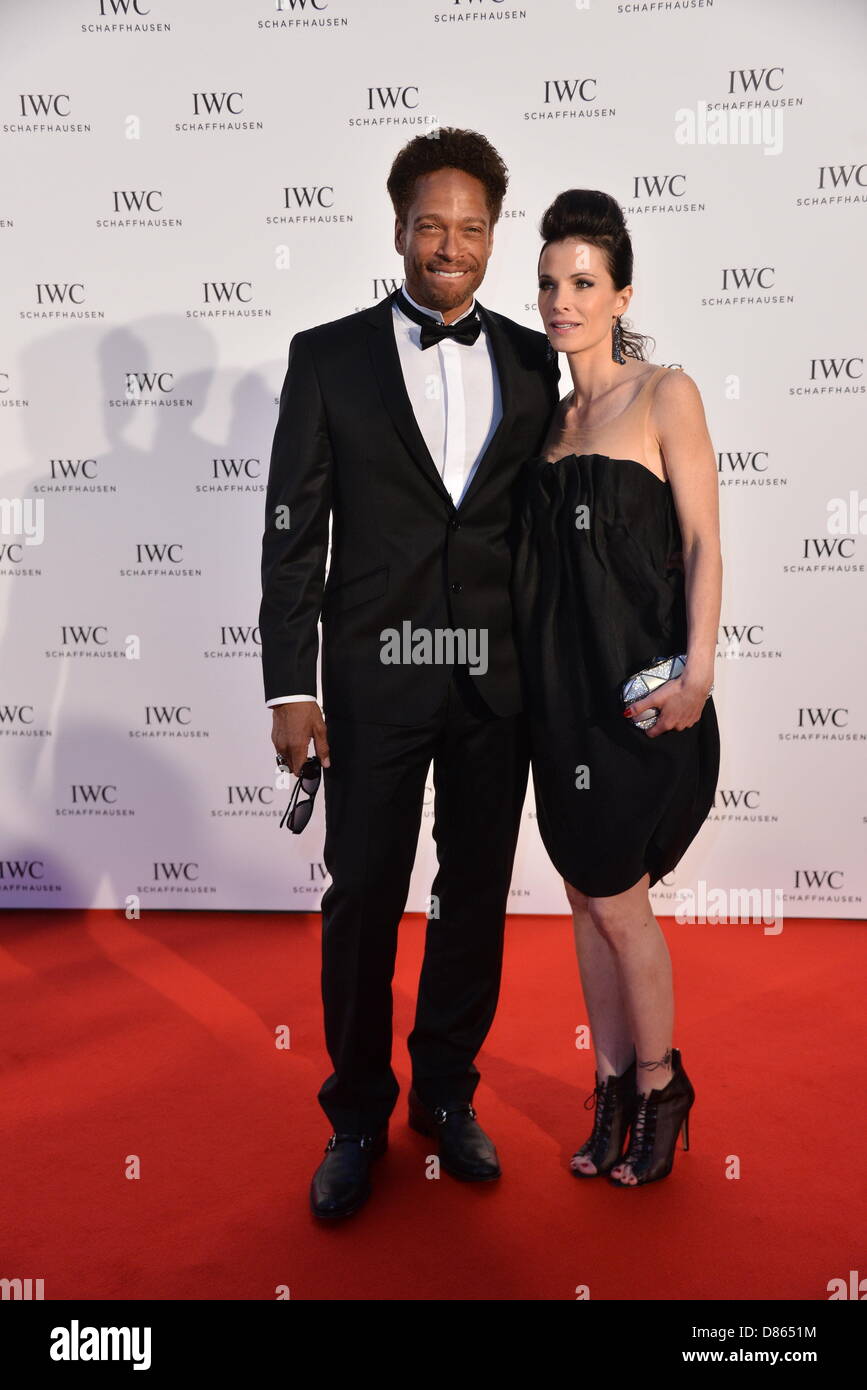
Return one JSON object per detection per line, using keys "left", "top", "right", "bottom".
{"left": 271, "top": 701, "right": 330, "bottom": 773}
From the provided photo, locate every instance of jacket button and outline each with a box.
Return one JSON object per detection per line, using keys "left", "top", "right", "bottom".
{"left": 450, "top": 517, "right": 461, "bottom": 530}
{"left": 451, "top": 581, "right": 462, "bottom": 594}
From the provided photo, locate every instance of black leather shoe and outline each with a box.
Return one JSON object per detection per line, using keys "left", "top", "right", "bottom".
{"left": 408, "top": 1090, "right": 501, "bottom": 1182}
{"left": 309, "top": 1129, "right": 388, "bottom": 1220}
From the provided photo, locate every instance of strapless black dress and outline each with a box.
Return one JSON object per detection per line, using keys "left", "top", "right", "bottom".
{"left": 512, "top": 452, "right": 720, "bottom": 897}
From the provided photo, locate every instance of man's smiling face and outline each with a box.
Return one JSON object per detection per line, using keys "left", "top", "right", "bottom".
{"left": 394, "top": 166, "right": 495, "bottom": 323}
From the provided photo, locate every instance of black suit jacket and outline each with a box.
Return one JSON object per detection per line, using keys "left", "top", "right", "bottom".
{"left": 259, "top": 289, "right": 560, "bottom": 724}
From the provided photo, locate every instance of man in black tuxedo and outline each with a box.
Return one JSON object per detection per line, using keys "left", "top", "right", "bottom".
{"left": 259, "top": 127, "right": 559, "bottom": 1219}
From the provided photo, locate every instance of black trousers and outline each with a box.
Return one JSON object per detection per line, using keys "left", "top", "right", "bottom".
{"left": 317, "top": 667, "right": 530, "bottom": 1134}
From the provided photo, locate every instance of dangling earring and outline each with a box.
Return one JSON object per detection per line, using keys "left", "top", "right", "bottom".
{"left": 612, "top": 316, "right": 625, "bottom": 364}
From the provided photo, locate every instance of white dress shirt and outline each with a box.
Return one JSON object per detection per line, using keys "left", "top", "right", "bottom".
{"left": 267, "top": 283, "right": 502, "bottom": 707}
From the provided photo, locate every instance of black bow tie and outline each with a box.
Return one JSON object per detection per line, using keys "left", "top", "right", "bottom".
{"left": 395, "top": 288, "right": 482, "bottom": 350}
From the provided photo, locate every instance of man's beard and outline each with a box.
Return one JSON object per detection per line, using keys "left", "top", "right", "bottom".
{"left": 410, "top": 261, "right": 480, "bottom": 309}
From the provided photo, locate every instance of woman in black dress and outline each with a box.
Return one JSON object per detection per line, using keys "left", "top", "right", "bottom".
{"left": 513, "top": 190, "right": 721, "bottom": 1186}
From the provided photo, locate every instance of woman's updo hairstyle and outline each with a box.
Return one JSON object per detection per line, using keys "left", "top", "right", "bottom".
{"left": 538, "top": 189, "right": 655, "bottom": 362}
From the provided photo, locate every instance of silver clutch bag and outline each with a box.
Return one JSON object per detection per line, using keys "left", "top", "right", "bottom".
{"left": 621, "top": 654, "right": 711, "bottom": 732}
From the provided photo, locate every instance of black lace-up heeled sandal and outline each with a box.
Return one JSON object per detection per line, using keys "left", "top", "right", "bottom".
{"left": 608, "top": 1047, "right": 695, "bottom": 1187}
{"left": 570, "top": 1054, "right": 638, "bottom": 1178}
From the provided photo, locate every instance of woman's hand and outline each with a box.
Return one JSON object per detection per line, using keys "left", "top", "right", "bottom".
{"left": 624, "top": 674, "right": 712, "bottom": 739}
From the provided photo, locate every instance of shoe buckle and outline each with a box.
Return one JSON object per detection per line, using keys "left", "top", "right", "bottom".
{"left": 433, "top": 1104, "right": 476, "bottom": 1124}
{"left": 326, "top": 1132, "right": 376, "bottom": 1151}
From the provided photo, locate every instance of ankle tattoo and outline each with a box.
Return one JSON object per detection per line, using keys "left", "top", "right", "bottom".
{"left": 638, "top": 1048, "right": 672, "bottom": 1072}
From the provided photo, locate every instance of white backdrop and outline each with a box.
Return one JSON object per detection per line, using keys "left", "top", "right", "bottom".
{"left": 1, "top": 0, "right": 865, "bottom": 920}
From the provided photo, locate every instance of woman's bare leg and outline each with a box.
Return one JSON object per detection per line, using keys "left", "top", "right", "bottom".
{"left": 565, "top": 879, "right": 633, "bottom": 1175}
{"left": 566, "top": 874, "right": 675, "bottom": 1181}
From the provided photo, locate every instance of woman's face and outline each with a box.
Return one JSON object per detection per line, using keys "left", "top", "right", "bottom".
{"left": 537, "top": 238, "right": 631, "bottom": 356}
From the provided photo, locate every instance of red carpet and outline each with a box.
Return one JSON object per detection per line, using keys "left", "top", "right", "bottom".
{"left": 0, "top": 909, "right": 862, "bottom": 1301}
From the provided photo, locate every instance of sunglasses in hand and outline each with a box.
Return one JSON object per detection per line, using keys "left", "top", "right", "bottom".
{"left": 279, "top": 755, "right": 322, "bottom": 834}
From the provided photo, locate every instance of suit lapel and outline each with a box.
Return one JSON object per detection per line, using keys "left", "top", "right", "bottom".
{"left": 455, "top": 298, "right": 513, "bottom": 511}
{"left": 365, "top": 294, "right": 452, "bottom": 505}
{"left": 364, "top": 292, "right": 516, "bottom": 511}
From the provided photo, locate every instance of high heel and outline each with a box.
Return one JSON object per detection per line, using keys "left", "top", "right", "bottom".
{"left": 608, "top": 1047, "right": 695, "bottom": 1187}
{"left": 570, "top": 1054, "right": 637, "bottom": 1177}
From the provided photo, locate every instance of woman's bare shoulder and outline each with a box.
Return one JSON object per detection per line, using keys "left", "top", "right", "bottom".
{"left": 648, "top": 365, "right": 706, "bottom": 425}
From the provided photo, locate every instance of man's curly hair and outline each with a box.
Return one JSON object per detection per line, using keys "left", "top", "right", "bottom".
{"left": 386, "top": 127, "right": 509, "bottom": 227}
